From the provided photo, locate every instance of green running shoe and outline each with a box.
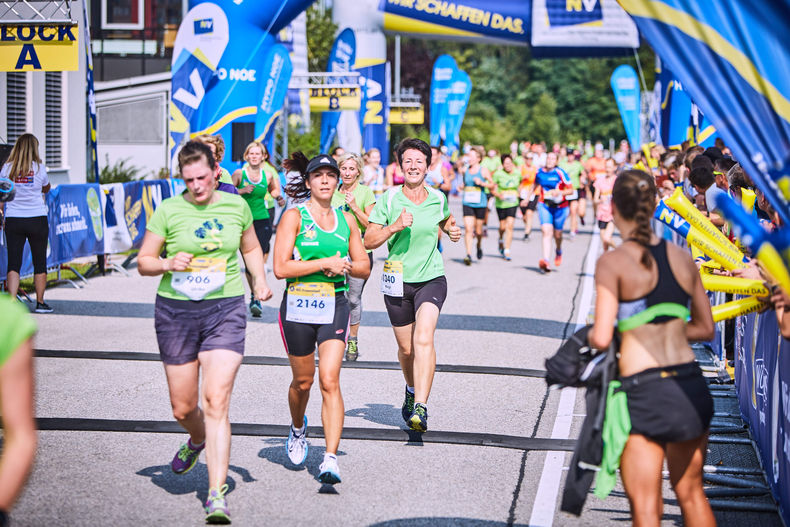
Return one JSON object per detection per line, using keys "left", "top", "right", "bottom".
{"left": 409, "top": 403, "right": 428, "bottom": 432}
{"left": 171, "top": 439, "right": 204, "bottom": 475}
{"left": 345, "top": 338, "right": 359, "bottom": 361}
{"left": 204, "top": 484, "right": 230, "bottom": 524}
{"left": 401, "top": 387, "right": 414, "bottom": 424}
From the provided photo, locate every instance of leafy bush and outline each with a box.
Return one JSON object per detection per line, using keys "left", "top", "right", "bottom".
{"left": 99, "top": 155, "right": 141, "bottom": 184}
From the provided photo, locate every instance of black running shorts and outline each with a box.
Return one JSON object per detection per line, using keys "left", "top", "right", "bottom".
{"left": 384, "top": 276, "right": 448, "bottom": 327}
{"left": 278, "top": 291, "right": 350, "bottom": 356}
{"left": 462, "top": 205, "right": 486, "bottom": 220}
{"left": 496, "top": 206, "right": 518, "bottom": 221}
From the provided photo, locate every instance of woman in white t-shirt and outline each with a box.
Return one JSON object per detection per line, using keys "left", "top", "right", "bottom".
{"left": 0, "top": 134, "right": 52, "bottom": 313}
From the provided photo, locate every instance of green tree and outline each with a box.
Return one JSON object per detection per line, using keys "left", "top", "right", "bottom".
{"left": 306, "top": 4, "right": 337, "bottom": 72}
{"left": 526, "top": 92, "right": 560, "bottom": 144}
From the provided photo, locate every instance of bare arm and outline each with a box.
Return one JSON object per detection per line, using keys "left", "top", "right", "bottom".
{"left": 137, "top": 231, "right": 193, "bottom": 276}
{"left": 345, "top": 211, "right": 371, "bottom": 279}
{"left": 266, "top": 165, "right": 284, "bottom": 202}
{"left": 0, "top": 339, "right": 37, "bottom": 511}
{"left": 239, "top": 225, "right": 272, "bottom": 301}
{"left": 589, "top": 254, "right": 619, "bottom": 349}
{"left": 231, "top": 169, "right": 242, "bottom": 188}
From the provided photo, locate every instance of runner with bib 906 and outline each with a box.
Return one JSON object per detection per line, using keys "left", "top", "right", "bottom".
{"left": 138, "top": 141, "right": 273, "bottom": 524}
{"left": 273, "top": 153, "right": 370, "bottom": 485}
{"left": 364, "top": 138, "right": 462, "bottom": 433}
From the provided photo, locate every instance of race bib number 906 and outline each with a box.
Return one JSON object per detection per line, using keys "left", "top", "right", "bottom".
{"left": 286, "top": 281, "right": 335, "bottom": 324}
{"left": 171, "top": 257, "right": 227, "bottom": 301}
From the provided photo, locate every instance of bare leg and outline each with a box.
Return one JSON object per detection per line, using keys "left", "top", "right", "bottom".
{"left": 620, "top": 434, "right": 665, "bottom": 527}
{"left": 569, "top": 200, "right": 579, "bottom": 233}
{"left": 164, "top": 360, "right": 205, "bottom": 444}
{"left": 287, "top": 353, "right": 315, "bottom": 428}
{"left": 197, "top": 349, "right": 243, "bottom": 490}
{"left": 541, "top": 224, "right": 554, "bottom": 261}
{"left": 411, "top": 303, "right": 440, "bottom": 404}
{"left": 463, "top": 216, "right": 475, "bottom": 256}
{"left": 667, "top": 434, "right": 715, "bottom": 527}
{"left": 317, "top": 339, "right": 345, "bottom": 454}
{"left": 504, "top": 217, "right": 515, "bottom": 252}
{"left": 392, "top": 323, "right": 415, "bottom": 387}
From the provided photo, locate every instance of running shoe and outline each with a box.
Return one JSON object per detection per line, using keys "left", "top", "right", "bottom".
{"left": 539, "top": 259, "right": 551, "bottom": 272}
{"left": 249, "top": 298, "right": 262, "bottom": 318}
{"left": 318, "top": 455, "right": 342, "bottom": 485}
{"left": 401, "top": 386, "right": 415, "bottom": 423}
{"left": 555, "top": 250, "right": 563, "bottom": 267}
{"left": 345, "top": 338, "right": 359, "bottom": 361}
{"left": 409, "top": 403, "right": 428, "bottom": 432}
{"left": 504, "top": 249, "right": 512, "bottom": 261}
{"left": 579, "top": 215, "right": 586, "bottom": 226}
{"left": 463, "top": 255, "right": 472, "bottom": 266}
{"left": 569, "top": 231, "right": 576, "bottom": 240}
{"left": 523, "top": 233, "right": 530, "bottom": 241}
{"left": 35, "top": 301, "right": 53, "bottom": 313}
{"left": 286, "top": 417, "right": 308, "bottom": 465}
{"left": 476, "top": 246, "right": 483, "bottom": 260}
{"left": 171, "top": 439, "right": 205, "bottom": 475}
{"left": 498, "top": 239, "right": 504, "bottom": 255}
{"left": 204, "top": 484, "right": 230, "bottom": 524}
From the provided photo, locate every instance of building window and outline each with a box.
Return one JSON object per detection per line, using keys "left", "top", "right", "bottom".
{"left": 6, "top": 72, "right": 27, "bottom": 145}
{"left": 97, "top": 96, "right": 165, "bottom": 144}
{"left": 102, "top": 0, "right": 145, "bottom": 30}
{"left": 45, "top": 72, "right": 63, "bottom": 167}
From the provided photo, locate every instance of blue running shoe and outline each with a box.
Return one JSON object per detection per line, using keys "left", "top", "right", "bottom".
{"left": 318, "top": 454, "right": 341, "bottom": 485}
{"left": 401, "top": 387, "right": 414, "bottom": 424}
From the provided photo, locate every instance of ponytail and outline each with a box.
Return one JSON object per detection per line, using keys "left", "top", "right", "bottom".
{"left": 612, "top": 170, "right": 657, "bottom": 268}
{"left": 282, "top": 151, "right": 310, "bottom": 200}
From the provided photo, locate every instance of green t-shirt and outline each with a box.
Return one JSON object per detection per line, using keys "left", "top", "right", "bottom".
{"left": 481, "top": 156, "right": 501, "bottom": 173}
{"left": 368, "top": 185, "right": 450, "bottom": 283}
{"left": 492, "top": 168, "right": 521, "bottom": 208}
{"left": 288, "top": 204, "right": 351, "bottom": 292}
{"left": 146, "top": 192, "right": 253, "bottom": 301}
{"left": 0, "top": 295, "right": 36, "bottom": 367}
{"left": 218, "top": 167, "right": 234, "bottom": 186}
{"left": 331, "top": 183, "right": 376, "bottom": 233}
{"left": 263, "top": 163, "right": 278, "bottom": 209}
{"left": 559, "top": 160, "right": 584, "bottom": 189}
{"left": 238, "top": 168, "right": 270, "bottom": 220}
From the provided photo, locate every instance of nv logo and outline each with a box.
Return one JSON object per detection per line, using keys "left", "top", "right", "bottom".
{"left": 547, "top": 0, "right": 603, "bottom": 27}
{"left": 194, "top": 18, "right": 214, "bottom": 35}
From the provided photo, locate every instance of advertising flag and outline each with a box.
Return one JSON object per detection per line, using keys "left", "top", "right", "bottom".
{"left": 610, "top": 65, "right": 641, "bottom": 152}
{"left": 430, "top": 55, "right": 458, "bottom": 146}
{"left": 531, "top": 0, "right": 638, "bottom": 52}
{"left": 168, "top": 3, "right": 229, "bottom": 174}
{"left": 254, "top": 44, "right": 293, "bottom": 144}
{"left": 443, "top": 69, "right": 473, "bottom": 156}
{"left": 320, "top": 28, "right": 357, "bottom": 153}
{"left": 618, "top": 0, "right": 790, "bottom": 225}
{"left": 82, "top": 0, "right": 99, "bottom": 183}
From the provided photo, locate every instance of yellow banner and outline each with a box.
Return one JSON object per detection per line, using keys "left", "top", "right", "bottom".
{"left": 389, "top": 106, "right": 425, "bottom": 125}
{"left": 308, "top": 87, "right": 360, "bottom": 111}
{"left": 0, "top": 23, "right": 80, "bottom": 71}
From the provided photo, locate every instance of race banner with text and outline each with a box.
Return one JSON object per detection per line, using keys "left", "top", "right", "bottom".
{"left": 531, "top": 0, "right": 638, "bottom": 51}
{"left": 320, "top": 28, "right": 357, "bottom": 153}
{"left": 0, "top": 23, "right": 79, "bottom": 71}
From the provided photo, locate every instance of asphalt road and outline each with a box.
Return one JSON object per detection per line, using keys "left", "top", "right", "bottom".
{"left": 8, "top": 197, "right": 783, "bottom": 526}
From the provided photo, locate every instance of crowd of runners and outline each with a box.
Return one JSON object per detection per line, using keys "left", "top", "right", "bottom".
{"left": 0, "top": 127, "right": 774, "bottom": 527}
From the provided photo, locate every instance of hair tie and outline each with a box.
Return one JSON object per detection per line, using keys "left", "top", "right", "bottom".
{"left": 637, "top": 179, "right": 649, "bottom": 191}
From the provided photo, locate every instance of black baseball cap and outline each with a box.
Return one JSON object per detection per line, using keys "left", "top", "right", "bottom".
{"left": 305, "top": 154, "right": 339, "bottom": 176}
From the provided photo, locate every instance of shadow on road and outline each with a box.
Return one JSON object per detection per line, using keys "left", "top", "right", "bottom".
{"left": 135, "top": 463, "right": 255, "bottom": 503}
{"left": 369, "top": 518, "right": 531, "bottom": 526}
{"left": 345, "top": 403, "right": 404, "bottom": 428}
{"left": 257, "top": 438, "right": 346, "bottom": 494}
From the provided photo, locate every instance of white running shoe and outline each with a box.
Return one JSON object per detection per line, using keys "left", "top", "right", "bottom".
{"left": 318, "top": 454, "right": 341, "bottom": 484}
{"left": 286, "top": 417, "right": 308, "bottom": 465}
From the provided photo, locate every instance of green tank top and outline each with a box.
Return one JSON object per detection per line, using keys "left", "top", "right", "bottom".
{"left": 239, "top": 169, "right": 270, "bottom": 220}
{"left": 289, "top": 204, "right": 351, "bottom": 291}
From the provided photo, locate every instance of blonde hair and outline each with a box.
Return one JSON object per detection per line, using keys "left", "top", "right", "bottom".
{"left": 195, "top": 134, "right": 225, "bottom": 162}
{"left": 337, "top": 152, "right": 364, "bottom": 179}
{"left": 243, "top": 141, "right": 268, "bottom": 163}
{"left": 470, "top": 146, "right": 485, "bottom": 160}
{"left": 6, "top": 133, "right": 41, "bottom": 179}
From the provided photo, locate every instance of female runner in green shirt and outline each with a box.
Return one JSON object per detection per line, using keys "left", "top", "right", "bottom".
{"left": 492, "top": 154, "right": 521, "bottom": 261}
{"left": 139, "top": 141, "right": 273, "bottom": 524}
{"left": 273, "top": 153, "right": 369, "bottom": 484}
{"left": 365, "top": 138, "right": 462, "bottom": 432}
{"left": 331, "top": 152, "right": 376, "bottom": 361}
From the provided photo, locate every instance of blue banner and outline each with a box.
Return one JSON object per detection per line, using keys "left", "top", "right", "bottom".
{"left": 169, "top": 2, "right": 229, "bottom": 175}
{"left": 380, "top": 0, "right": 530, "bottom": 45}
{"left": 610, "top": 64, "right": 641, "bottom": 152}
{"left": 619, "top": 0, "right": 790, "bottom": 225}
{"left": 443, "top": 68, "right": 472, "bottom": 156}
{"left": 657, "top": 65, "right": 693, "bottom": 149}
{"left": 692, "top": 105, "right": 717, "bottom": 148}
{"left": 320, "top": 28, "right": 356, "bottom": 154}
{"left": 430, "top": 54, "right": 457, "bottom": 146}
{"left": 123, "top": 180, "right": 171, "bottom": 249}
{"left": 359, "top": 61, "right": 390, "bottom": 166}
{"left": 255, "top": 44, "right": 293, "bottom": 144}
